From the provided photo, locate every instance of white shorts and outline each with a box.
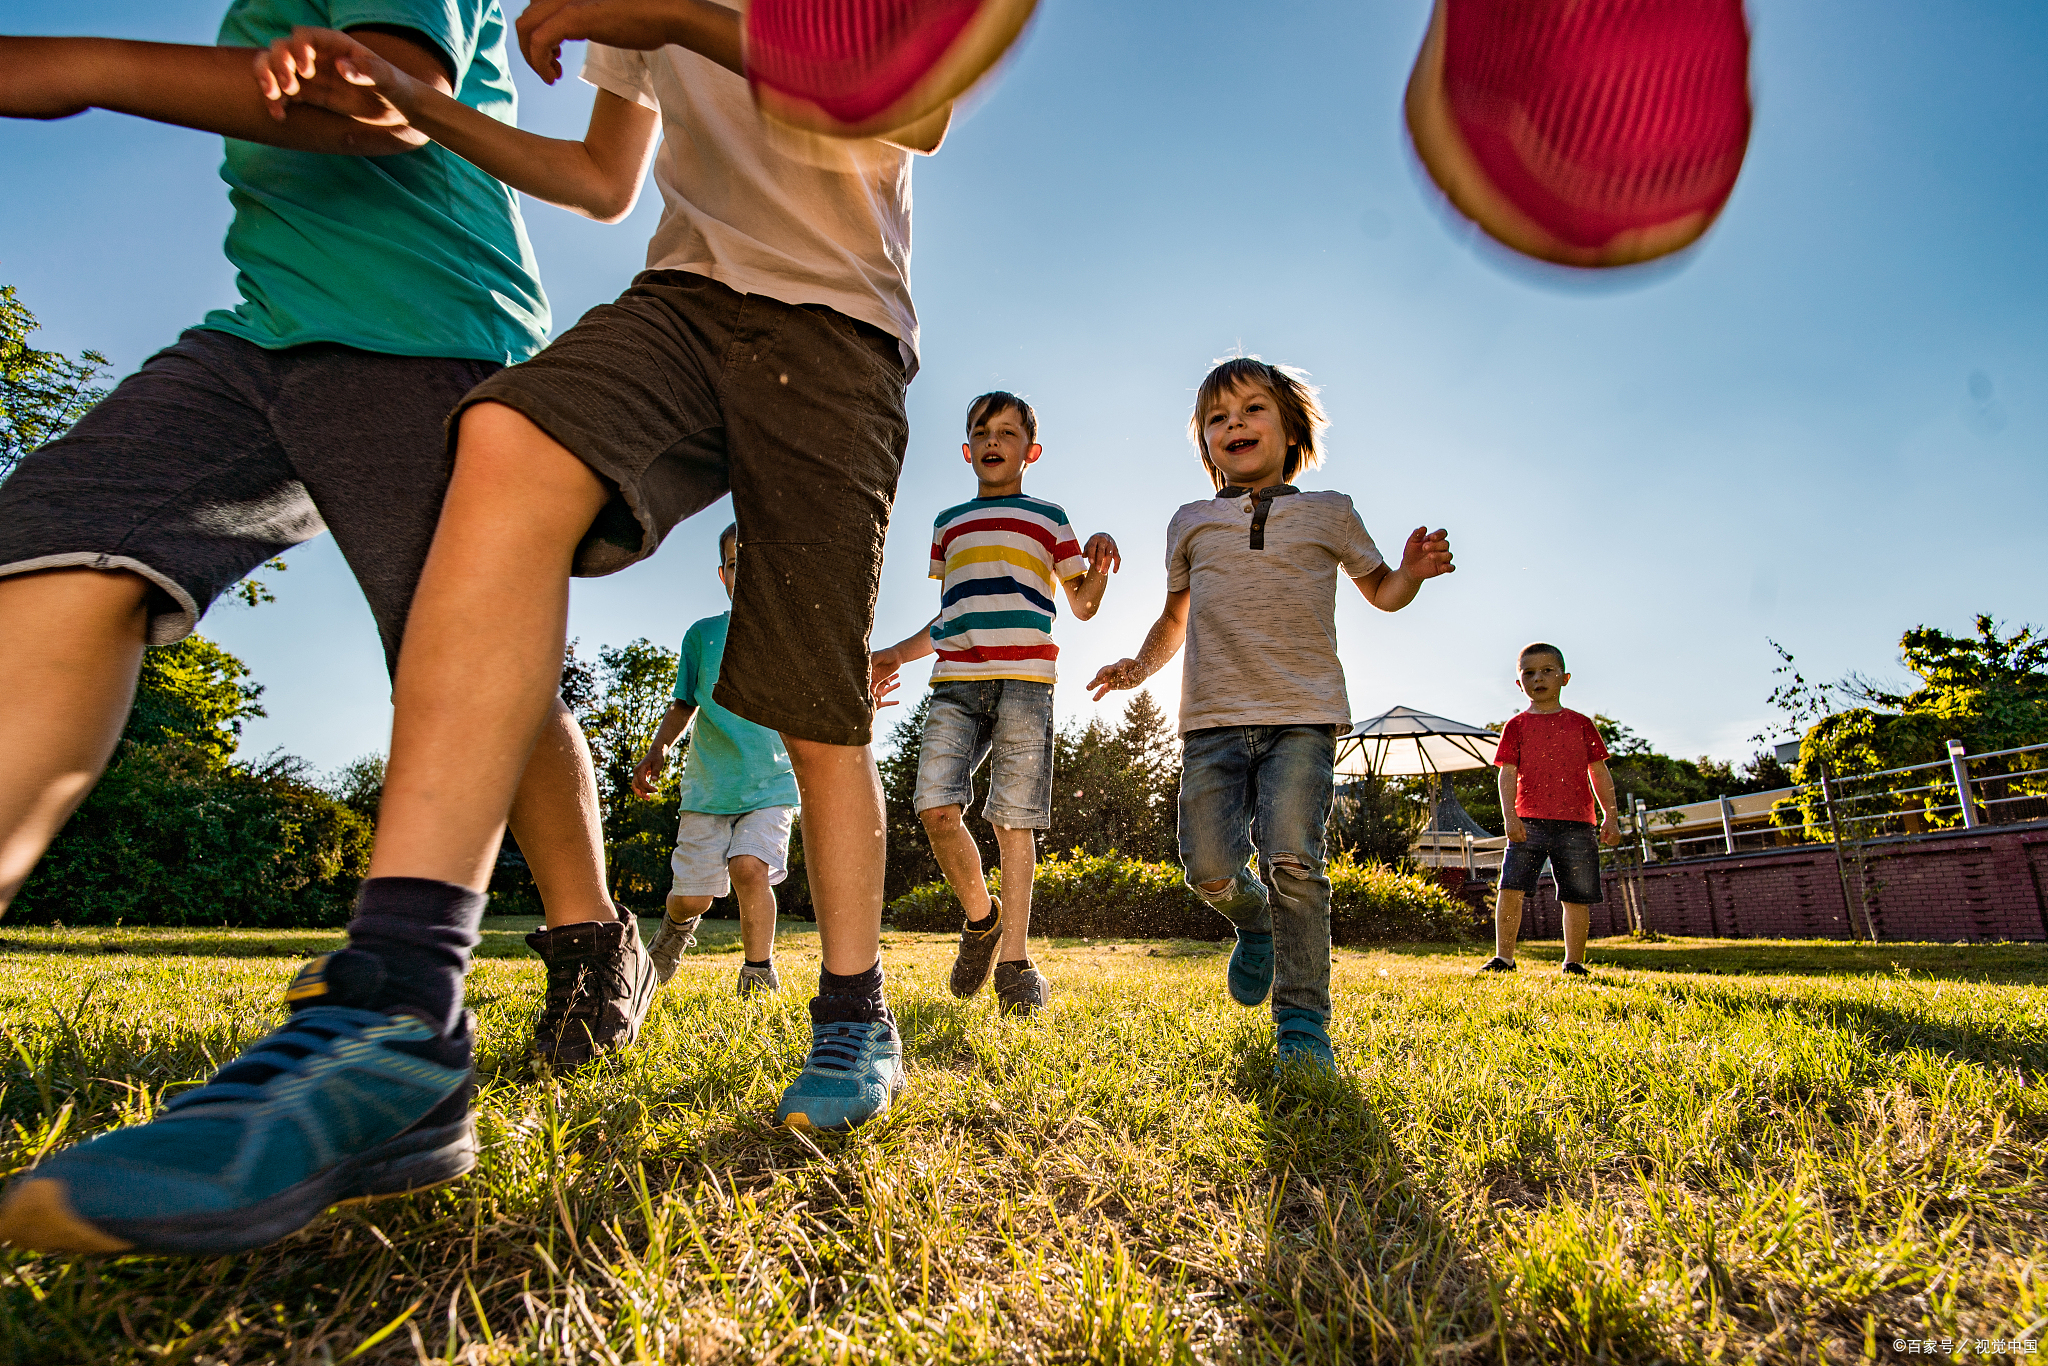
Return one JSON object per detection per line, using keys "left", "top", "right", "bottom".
{"left": 668, "top": 806, "right": 797, "bottom": 898}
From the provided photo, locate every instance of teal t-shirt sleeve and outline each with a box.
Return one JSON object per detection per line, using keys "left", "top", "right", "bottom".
{"left": 674, "top": 626, "right": 702, "bottom": 705}
{"left": 327, "top": 0, "right": 481, "bottom": 77}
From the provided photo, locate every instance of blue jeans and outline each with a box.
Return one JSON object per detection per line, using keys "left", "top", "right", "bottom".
{"left": 911, "top": 680, "right": 1056, "bottom": 828}
{"left": 1177, "top": 724, "right": 1338, "bottom": 1020}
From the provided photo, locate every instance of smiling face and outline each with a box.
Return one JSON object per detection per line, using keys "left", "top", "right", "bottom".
{"left": 1200, "top": 381, "right": 1292, "bottom": 491}
{"left": 1516, "top": 650, "right": 1570, "bottom": 710}
{"left": 962, "top": 402, "right": 1041, "bottom": 497}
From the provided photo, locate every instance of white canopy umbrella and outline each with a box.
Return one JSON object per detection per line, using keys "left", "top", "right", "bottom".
{"left": 1335, "top": 705, "right": 1499, "bottom": 779}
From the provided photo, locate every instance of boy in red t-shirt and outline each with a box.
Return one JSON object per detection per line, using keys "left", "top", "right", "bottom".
{"left": 1482, "top": 643, "right": 1622, "bottom": 976}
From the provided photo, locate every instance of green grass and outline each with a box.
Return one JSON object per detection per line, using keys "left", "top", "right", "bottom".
{"left": 0, "top": 919, "right": 2042, "bottom": 1364}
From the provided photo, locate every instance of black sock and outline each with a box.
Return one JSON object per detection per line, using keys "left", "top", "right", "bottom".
{"left": 744, "top": 957, "right": 773, "bottom": 969}
{"left": 998, "top": 958, "right": 1030, "bottom": 968}
{"left": 344, "top": 877, "right": 485, "bottom": 1034}
{"left": 813, "top": 960, "right": 886, "bottom": 1023}
{"left": 964, "top": 907, "right": 996, "bottom": 930}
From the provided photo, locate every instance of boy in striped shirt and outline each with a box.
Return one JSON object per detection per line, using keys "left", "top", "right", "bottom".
{"left": 871, "top": 392, "right": 1118, "bottom": 1013}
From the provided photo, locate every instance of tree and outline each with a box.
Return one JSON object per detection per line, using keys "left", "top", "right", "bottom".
{"left": 0, "top": 283, "right": 109, "bottom": 480}
{"left": 1042, "top": 690, "right": 1181, "bottom": 862}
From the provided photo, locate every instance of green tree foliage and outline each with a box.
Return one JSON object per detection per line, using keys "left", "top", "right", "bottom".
{"left": 13, "top": 638, "right": 373, "bottom": 927}
{"left": 0, "top": 283, "right": 109, "bottom": 480}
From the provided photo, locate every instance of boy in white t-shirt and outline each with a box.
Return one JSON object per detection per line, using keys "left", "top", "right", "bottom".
{"left": 1091, "top": 358, "right": 1455, "bottom": 1071}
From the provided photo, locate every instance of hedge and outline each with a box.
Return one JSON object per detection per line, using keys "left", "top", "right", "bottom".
{"left": 886, "top": 849, "right": 1473, "bottom": 944}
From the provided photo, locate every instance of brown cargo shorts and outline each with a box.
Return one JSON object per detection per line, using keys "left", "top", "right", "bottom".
{"left": 454, "top": 271, "right": 909, "bottom": 747}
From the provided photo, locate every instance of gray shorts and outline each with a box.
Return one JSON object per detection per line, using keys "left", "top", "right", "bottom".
{"left": 911, "top": 679, "right": 1056, "bottom": 829}
{"left": 669, "top": 806, "right": 796, "bottom": 898}
{"left": 0, "top": 328, "right": 498, "bottom": 667}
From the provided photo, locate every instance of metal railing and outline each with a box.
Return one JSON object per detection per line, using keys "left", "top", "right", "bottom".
{"left": 1621, "top": 738, "right": 2048, "bottom": 866}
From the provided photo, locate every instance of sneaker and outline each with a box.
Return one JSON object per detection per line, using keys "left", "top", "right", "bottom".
{"left": 1274, "top": 1009, "right": 1337, "bottom": 1072}
{"left": 646, "top": 912, "right": 701, "bottom": 985}
{"left": 526, "top": 906, "right": 657, "bottom": 1069}
{"left": 746, "top": 0, "right": 1040, "bottom": 138}
{"left": 948, "top": 896, "right": 1003, "bottom": 999}
{"left": 774, "top": 1005, "right": 905, "bottom": 1132}
{"left": 1478, "top": 956, "right": 1518, "bottom": 973}
{"left": 1406, "top": 0, "right": 1752, "bottom": 266}
{"left": 1561, "top": 960, "right": 1591, "bottom": 977}
{"left": 1227, "top": 929, "right": 1275, "bottom": 1007}
{"left": 738, "top": 961, "right": 781, "bottom": 996}
{"left": 992, "top": 960, "right": 1049, "bottom": 1017}
{"left": 0, "top": 951, "right": 474, "bottom": 1256}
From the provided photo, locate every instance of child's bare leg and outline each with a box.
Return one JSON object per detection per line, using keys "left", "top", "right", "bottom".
{"left": 782, "top": 737, "right": 885, "bottom": 976}
{"left": 730, "top": 854, "right": 777, "bottom": 961}
{"left": 512, "top": 697, "right": 615, "bottom": 927}
{"left": 992, "top": 824, "right": 1035, "bottom": 959}
{"left": 667, "top": 893, "right": 714, "bottom": 922}
{"left": 0, "top": 569, "right": 151, "bottom": 912}
{"left": 371, "top": 403, "right": 607, "bottom": 887}
{"left": 1494, "top": 888, "right": 1524, "bottom": 963}
{"left": 919, "top": 804, "right": 994, "bottom": 921}
{"left": 1561, "top": 902, "right": 1590, "bottom": 965}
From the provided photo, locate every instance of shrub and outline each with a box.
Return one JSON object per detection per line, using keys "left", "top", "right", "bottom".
{"left": 13, "top": 745, "right": 374, "bottom": 928}
{"left": 885, "top": 849, "right": 1472, "bottom": 943}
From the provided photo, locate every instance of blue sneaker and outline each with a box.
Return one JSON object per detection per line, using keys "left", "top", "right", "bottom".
{"left": 0, "top": 952, "right": 474, "bottom": 1256}
{"left": 774, "top": 1005, "right": 905, "bottom": 1133}
{"left": 1227, "top": 930, "right": 1275, "bottom": 1007}
{"left": 1274, "top": 1009, "right": 1337, "bottom": 1072}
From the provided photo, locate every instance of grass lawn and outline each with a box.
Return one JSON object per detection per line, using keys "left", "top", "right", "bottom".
{"left": 0, "top": 919, "right": 2042, "bottom": 1364}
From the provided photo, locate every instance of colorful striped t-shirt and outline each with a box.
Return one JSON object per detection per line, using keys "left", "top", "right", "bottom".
{"left": 928, "top": 495, "right": 1088, "bottom": 684}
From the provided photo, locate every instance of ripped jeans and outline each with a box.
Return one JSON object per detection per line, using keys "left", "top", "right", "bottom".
{"left": 1178, "top": 724, "right": 1338, "bottom": 1020}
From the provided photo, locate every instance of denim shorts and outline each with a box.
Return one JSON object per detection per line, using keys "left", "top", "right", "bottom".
{"left": 1500, "top": 818, "right": 1605, "bottom": 904}
{"left": 911, "top": 679, "right": 1055, "bottom": 828}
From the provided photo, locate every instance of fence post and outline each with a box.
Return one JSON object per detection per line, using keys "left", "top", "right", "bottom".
{"left": 1946, "top": 739, "right": 1981, "bottom": 829}
{"left": 1634, "top": 797, "right": 1651, "bottom": 863}
{"left": 1719, "top": 795, "right": 1737, "bottom": 854}
{"left": 1462, "top": 831, "right": 1473, "bottom": 875}
{"left": 1819, "top": 768, "right": 1869, "bottom": 943}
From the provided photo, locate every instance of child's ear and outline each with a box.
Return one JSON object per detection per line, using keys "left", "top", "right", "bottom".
{"left": 1024, "top": 443, "right": 1043, "bottom": 465}
{"left": 961, "top": 442, "right": 974, "bottom": 465}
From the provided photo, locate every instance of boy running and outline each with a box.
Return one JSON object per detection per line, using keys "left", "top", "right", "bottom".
{"left": 870, "top": 393, "right": 1117, "bottom": 1015}
{"left": 1479, "top": 643, "right": 1623, "bottom": 976}
{"left": 633, "top": 524, "right": 800, "bottom": 997}
{"left": 0, "top": 0, "right": 991, "bottom": 1259}
{"left": 1090, "top": 358, "right": 1454, "bottom": 1071}
{"left": 0, "top": 1, "right": 654, "bottom": 1249}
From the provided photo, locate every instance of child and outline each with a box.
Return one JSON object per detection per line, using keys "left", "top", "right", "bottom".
{"left": 870, "top": 392, "right": 1117, "bottom": 1015}
{"left": 0, "top": 0, "right": 985, "bottom": 1255}
{"left": 1480, "top": 643, "right": 1623, "bottom": 976}
{"left": 633, "top": 524, "right": 800, "bottom": 996}
{"left": 0, "top": 1, "right": 650, "bottom": 1247}
{"left": 1090, "top": 358, "right": 1454, "bottom": 1070}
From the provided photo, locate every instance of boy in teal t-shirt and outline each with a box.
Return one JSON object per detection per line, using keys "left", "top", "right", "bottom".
{"left": 632, "top": 525, "right": 801, "bottom": 996}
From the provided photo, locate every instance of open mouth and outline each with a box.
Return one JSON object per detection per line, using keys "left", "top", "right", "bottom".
{"left": 980, "top": 454, "right": 1005, "bottom": 465}
{"left": 1224, "top": 438, "right": 1258, "bottom": 454}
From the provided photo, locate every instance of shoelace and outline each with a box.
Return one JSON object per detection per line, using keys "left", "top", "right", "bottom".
{"left": 805, "top": 1021, "right": 873, "bottom": 1073}
{"left": 540, "top": 959, "right": 618, "bottom": 1027}
{"left": 163, "top": 1006, "right": 391, "bottom": 1111}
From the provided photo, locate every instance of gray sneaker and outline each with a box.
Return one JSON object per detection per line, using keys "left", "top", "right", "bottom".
{"left": 737, "top": 961, "right": 780, "bottom": 996}
{"left": 993, "top": 959, "right": 1049, "bottom": 1017}
{"left": 526, "top": 906, "right": 658, "bottom": 1069}
{"left": 647, "top": 913, "right": 701, "bottom": 985}
{"left": 949, "top": 896, "right": 1003, "bottom": 998}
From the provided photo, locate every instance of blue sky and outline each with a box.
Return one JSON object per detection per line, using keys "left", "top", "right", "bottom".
{"left": 4, "top": 0, "right": 2044, "bottom": 776}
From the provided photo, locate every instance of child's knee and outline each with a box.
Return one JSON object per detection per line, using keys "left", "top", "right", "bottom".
{"left": 1268, "top": 851, "right": 1320, "bottom": 883}
{"left": 728, "top": 855, "right": 772, "bottom": 891}
{"left": 919, "top": 804, "right": 965, "bottom": 835}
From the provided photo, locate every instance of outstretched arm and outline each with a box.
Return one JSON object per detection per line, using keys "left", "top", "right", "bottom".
{"left": 1352, "top": 526, "right": 1455, "bottom": 612}
{"left": 631, "top": 700, "right": 696, "bottom": 797}
{"left": 0, "top": 31, "right": 448, "bottom": 153}
{"left": 256, "top": 28, "right": 660, "bottom": 221}
{"left": 1058, "top": 533, "right": 1120, "bottom": 622}
{"left": 1087, "top": 588, "right": 1189, "bottom": 701}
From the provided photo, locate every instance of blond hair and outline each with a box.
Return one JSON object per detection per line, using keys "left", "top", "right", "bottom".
{"left": 1188, "top": 357, "right": 1328, "bottom": 490}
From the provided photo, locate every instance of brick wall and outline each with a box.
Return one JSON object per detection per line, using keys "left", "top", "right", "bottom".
{"left": 1499, "top": 821, "right": 2048, "bottom": 942}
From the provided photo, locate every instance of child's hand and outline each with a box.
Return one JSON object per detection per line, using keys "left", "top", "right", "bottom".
{"left": 1600, "top": 813, "right": 1623, "bottom": 847}
{"left": 516, "top": 0, "right": 697, "bottom": 84}
{"left": 1399, "top": 526, "right": 1455, "bottom": 580}
{"left": 254, "top": 27, "right": 417, "bottom": 128}
{"left": 869, "top": 651, "right": 902, "bottom": 710}
{"left": 631, "top": 746, "right": 668, "bottom": 798}
{"left": 1505, "top": 815, "right": 1528, "bottom": 843}
{"left": 1087, "top": 658, "right": 1142, "bottom": 701}
{"left": 1082, "top": 532, "right": 1121, "bottom": 577}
